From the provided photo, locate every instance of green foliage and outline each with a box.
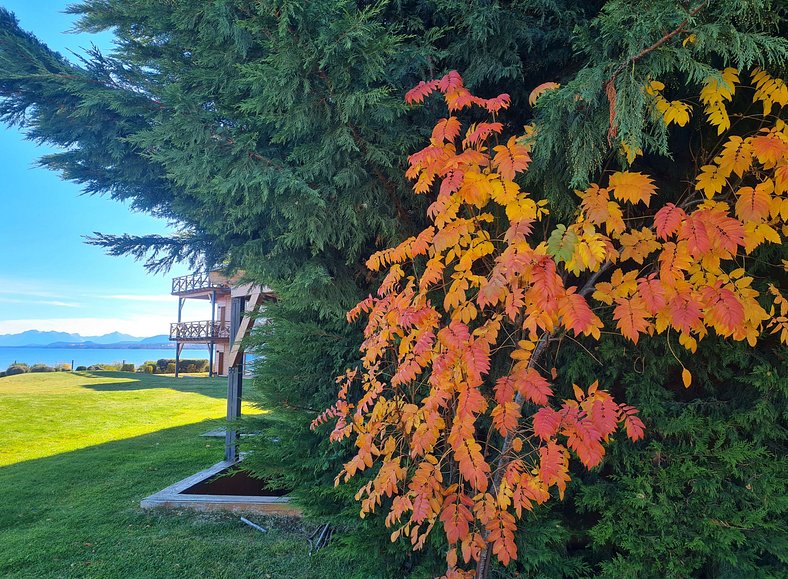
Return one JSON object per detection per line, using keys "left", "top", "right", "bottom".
{"left": 486, "top": 333, "right": 787, "bottom": 578}
{"left": 29, "top": 363, "right": 55, "bottom": 373}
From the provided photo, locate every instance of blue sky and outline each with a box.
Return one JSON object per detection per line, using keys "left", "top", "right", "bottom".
{"left": 0, "top": 1, "right": 207, "bottom": 336}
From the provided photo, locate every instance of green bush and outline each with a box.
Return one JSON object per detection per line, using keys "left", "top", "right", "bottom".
{"left": 145, "top": 359, "right": 208, "bottom": 374}
{"left": 75, "top": 366, "right": 87, "bottom": 371}
{"left": 137, "top": 361, "right": 156, "bottom": 373}
{"left": 29, "top": 364, "right": 55, "bottom": 373}
{"left": 54, "top": 363, "right": 71, "bottom": 372}
{"left": 120, "top": 363, "right": 135, "bottom": 372}
{"left": 6, "top": 364, "right": 29, "bottom": 376}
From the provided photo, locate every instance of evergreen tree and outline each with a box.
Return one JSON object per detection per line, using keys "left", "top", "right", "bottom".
{"left": 0, "top": 1, "right": 785, "bottom": 575}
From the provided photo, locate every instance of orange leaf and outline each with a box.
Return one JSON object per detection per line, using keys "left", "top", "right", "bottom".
{"left": 609, "top": 171, "right": 657, "bottom": 206}
{"left": 440, "top": 497, "right": 474, "bottom": 544}
{"left": 514, "top": 368, "right": 553, "bottom": 406}
{"left": 432, "top": 117, "right": 462, "bottom": 142}
{"left": 613, "top": 297, "right": 650, "bottom": 344}
{"left": 735, "top": 184, "right": 772, "bottom": 222}
{"left": 528, "top": 81, "right": 560, "bottom": 106}
{"left": 682, "top": 368, "right": 692, "bottom": 388}
{"left": 492, "top": 136, "right": 531, "bottom": 181}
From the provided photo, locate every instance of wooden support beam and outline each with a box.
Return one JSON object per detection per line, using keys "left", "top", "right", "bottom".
{"left": 228, "top": 288, "right": 265, "bottom": 368}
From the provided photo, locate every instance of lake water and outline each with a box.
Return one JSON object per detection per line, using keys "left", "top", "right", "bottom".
{"left": 0, "top": 347, "right": 209, "bottom": 369}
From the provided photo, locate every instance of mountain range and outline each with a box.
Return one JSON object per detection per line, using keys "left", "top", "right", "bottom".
{"left": 0, "top": 330, "right": 174, "bottom": 348}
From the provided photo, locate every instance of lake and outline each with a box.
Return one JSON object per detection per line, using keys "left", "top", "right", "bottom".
{"left": 0, "top": 347, "right": 209, "bottom": 369}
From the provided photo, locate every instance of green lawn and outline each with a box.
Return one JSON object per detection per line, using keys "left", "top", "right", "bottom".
{"left": 0, "top": 371, "right": 347, "bottom": 578}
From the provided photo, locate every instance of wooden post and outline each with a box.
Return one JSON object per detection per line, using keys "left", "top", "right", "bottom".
{"left": 209, "top": 289, "right": 216, "bottom": 377}
{"left": 175, "top": 297, "right": 184, "bottom": 378}
{"left": 225, "top": 295, "right": 246, "bottom": 462}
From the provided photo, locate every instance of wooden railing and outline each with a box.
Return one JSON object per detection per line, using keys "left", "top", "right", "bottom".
{"left": 169, "top": 320, "right": 231, "bottom": 341}
{"left": 171, "top": 272, "right": 229, "bottom": 294}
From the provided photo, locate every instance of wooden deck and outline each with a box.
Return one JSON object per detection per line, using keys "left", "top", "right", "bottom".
{"left": 171, "top": 272, "right": 231, "bottom": 295}
{"left": 170, "top": 320, "right": 231, "bottom": 342}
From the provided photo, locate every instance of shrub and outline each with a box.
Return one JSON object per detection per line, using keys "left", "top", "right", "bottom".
{"left": 165, "top": 362, "right": 176, "bottom": 374}
{"left": 29, "top": 364, "right": 55, "bottom": 373}
{"left": 121, "top": 363, "right": 135, "bottom": 372}
{"left": 54, "top": 363, "right": 71, "bottom": 372}
{"left": 75, "top": 366, "right": 87, "bottom": 371}
{"left": 6, "top": 363, "right": 29, "bottom": 376}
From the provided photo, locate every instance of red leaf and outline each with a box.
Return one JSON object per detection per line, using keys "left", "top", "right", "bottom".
{"left": 533, "top": 407, "right": 561, "bottom": 440}
{"left": 405, "top": 79, "right": 440, "bottom": 104}
{"left": 669, "top": 291, "right": 703, "bottom": 333}
{"left": 438, "top": 71, "right": 464, "bottom": 93}
{"left": 679, "top": 213, "right": 711, "bottom": 257}
{"left": 701, "top": 285, "right": 745, "bottom": 333}
{"left": 481, "top": 93, "right": 511, "bottom": 113}
{"left": 637, "top": 276, "right": 667, "bottom": 314}
{"left": 463, "top": 122, "right": 503, "bottom": 147}
{"left": 514, "top": 368, "right": 552, "bottom": 406}
{"left": 654, "top": 203, "right": 686, "bottom": 240}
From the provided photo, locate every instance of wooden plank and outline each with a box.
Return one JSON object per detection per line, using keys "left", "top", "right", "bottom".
{"left": 228, "top": 288, "right": 265, "bottom": 367}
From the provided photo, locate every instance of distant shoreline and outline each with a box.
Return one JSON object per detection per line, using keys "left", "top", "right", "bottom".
{"left": 0, "top": 344, "right": 203, "bottom": 350}
{"left": 0, "top": 347, "right": 209, "bottom": 369}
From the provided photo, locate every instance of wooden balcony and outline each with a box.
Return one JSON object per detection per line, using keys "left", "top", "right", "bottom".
{"left": 171, "top": 272, "right": 230, "bottom": 296}
{"left": 170, "top": 320, "right": 231, "bottom": 342}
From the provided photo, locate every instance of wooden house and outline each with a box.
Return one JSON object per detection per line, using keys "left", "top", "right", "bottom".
{"left": 169, "top": 271, "right": 273, "bottom": 377}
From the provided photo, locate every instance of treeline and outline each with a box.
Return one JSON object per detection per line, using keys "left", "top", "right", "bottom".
{"left": 1, "top": 362, "right": 72, "bottom": 377}
{"left": 0, "top": 359, "right": 209, "bottom": 378}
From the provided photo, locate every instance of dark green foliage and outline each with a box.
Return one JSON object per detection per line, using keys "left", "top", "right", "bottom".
{"left": 512, "top": 336, "right": 787, "bottom": 578}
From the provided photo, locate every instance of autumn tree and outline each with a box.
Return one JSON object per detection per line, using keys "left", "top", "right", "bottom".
{"left": 315, "top": 66, "right": 788, "bottom": 577}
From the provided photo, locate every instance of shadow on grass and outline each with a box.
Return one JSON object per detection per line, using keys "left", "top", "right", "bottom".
{"left": 77, "top": 371, "right": 227, "bottom": 400}
{"left": 0, "top": 420, "right": 334, "bottom": 579}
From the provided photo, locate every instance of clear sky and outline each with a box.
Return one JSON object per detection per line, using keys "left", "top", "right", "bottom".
{"left": 0, "top": 1, "right": 208, "bottom": 337}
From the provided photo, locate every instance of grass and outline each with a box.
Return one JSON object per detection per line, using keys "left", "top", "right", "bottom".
{"left": 0, "top": 371, "right": 350, "bottom": 578}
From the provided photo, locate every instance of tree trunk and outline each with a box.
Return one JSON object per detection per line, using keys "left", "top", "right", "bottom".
{"left": 474, "top": 334, "right": 552, "bottom": 578}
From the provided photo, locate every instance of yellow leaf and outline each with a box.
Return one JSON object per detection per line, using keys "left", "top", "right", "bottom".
{"left": 620, "top": 140, "right": 643, "bottom": 164}
{"left": 682, "top": 368, "right": 692, "bottom": 388}
{"left": 695, "top": 164, "right": 727, "bottom": 198}
{"left": 715, "top": 136, "right": 753, "bottom": 178}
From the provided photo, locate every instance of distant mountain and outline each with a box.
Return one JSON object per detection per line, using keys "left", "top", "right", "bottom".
{"left": 0, "top": 330, "right": 82, "bottom": 347}
{"left": 0, "top": 331, "right": 173, "bottom": 348}
{"left": 139, "top": 335, "right": 170, "bottom": 344}
{"left": 86, "top": 332, "right": 139, "bottom": 344}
